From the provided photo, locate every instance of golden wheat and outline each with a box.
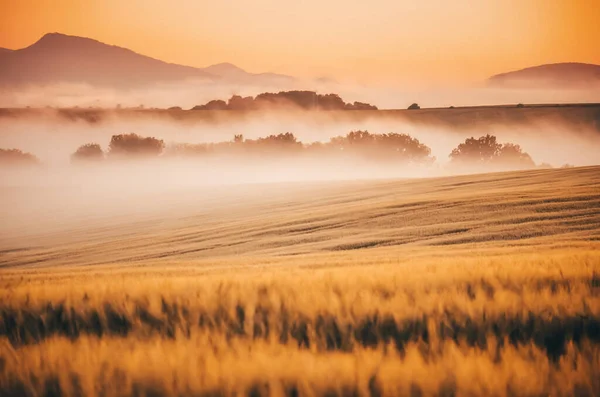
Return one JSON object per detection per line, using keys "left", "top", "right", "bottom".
{"left": 1, "top": 166, "right": 600, "bottom": 396}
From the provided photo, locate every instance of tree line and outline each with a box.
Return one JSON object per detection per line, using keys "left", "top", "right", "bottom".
{"left": 189, "top": 91, "right": 378, "bottom": 111}
{"left": 0, "top": 132, "right": 544, "bottom": 170}
{"left": 66, "top": 131, "right": 538, "bottom": 168}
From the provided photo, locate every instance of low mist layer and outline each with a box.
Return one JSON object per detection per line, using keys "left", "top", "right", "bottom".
{"left": 3, "top": 81, "right": 600, "bottom": 109}
{"left": 1, "top": 105, "right": 599, "bottom": 171}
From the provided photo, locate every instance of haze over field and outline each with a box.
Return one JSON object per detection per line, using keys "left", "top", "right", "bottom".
{"left": 2, "top": 2, "right": 600, "bottom": 397}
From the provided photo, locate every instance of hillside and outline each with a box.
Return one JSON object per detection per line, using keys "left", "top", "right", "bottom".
{"left": 2, "top": 166, "right": 598, "bottom": 267}
{"left": 0, "top": 33, "right": 294, "bottom": 88}
{"left": 203, "top": 62, "right": 295, "bottom": 85}
{"left": 1, "top": 103, "right": 599, "bottom": 133}
{"left": 488, "top": 62, "right": 600, "bottom": 88}
{"left": 1, "top": 166, "right": 599, "bottom": 396}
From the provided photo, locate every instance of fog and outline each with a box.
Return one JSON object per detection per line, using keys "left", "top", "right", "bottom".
{"left": 2, "top": 80, "right": 600, "bottom": 110}
{"left": 1, "top": 94, "right": 599, "bottom": 240}
{"left": 1, "top": 108, "right": 599, "bottom": 168}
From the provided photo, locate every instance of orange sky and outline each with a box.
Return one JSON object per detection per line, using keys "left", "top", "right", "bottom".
{"left": 1, "top": 0, "right": 599, "bottom": 83}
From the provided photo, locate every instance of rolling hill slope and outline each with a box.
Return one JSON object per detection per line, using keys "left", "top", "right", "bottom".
{"left": 1, "top": 166, "right": 599, "bottom": 396}
{"left": 1, "top": 166, "right": 598, "bottom": 268}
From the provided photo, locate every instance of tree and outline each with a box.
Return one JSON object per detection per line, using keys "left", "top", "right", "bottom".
{"left": 228, "top": 95, "right": 255, "bottom": 110}
{"left": 242, "top": 132, "right": 303, "bottom": 155}
{"left": 449, "top": 134, "right": 534, "bottom": 169}
{"left": 377, "top": 133, "right": 433, "bottom": 163}
{"left": 0, "top": 148, "right": 39, "bottom": 167}
{"left": 316, "top": 93, "right": 346, "bottom": 110}
{"left": 256, "top": 132, "right": 300, "bottom": 146}
{"left": 108, "top": 133, "right": 164, "bottom": 157}
{"left": 328, "top": 131, "right": 434, "bottom": 164}
{"left": 71, "top": 143, "right": 104, "bottom": 163}
{"left": 191, "top": 100, "right": 228, "bottom": 110}
{"left": 345, "top": 101, "right": 378, "bottom": 110}
{"left": 189, "top": 91, "right": 377, "bottom": 111}
{"left": 496, "top": 143, "right": 535, "bottom": 168}
{"left": 408, "top": 103, "right": 420, "bottom": 110}
{"left": 450, "top": 134, "right": 501, "bottom": 163}
{"left": 345, "top": 130, "right": 375, "bottom": 145}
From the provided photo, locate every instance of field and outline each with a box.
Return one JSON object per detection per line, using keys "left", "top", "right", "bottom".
{"left": 1, "top": 166, "right": 600, "bottom": 396}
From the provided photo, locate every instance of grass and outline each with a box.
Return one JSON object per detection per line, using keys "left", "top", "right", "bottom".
{"left": 1, "top": 166, "right": 600, "bottom": 396}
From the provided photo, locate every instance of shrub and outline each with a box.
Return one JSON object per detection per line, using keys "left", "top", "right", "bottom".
{"left": 244, "top": 133, "right": 303, "bottom": 153}
{"left": 329, "top": 131, "right": 434, "bottom": 164}
{"left": 345, "top": 101, "right": 378, "bottom": 110}
{"left": 496, "top": 143, "right": 535, "bottom": 168}
{"left": 450, "top": 134, "right": 502, "bottom": 164}
{"left": 108, "top": 133, "right": 165, "bottom": 158}
{"left": 191, "top": 100, "right": 228, "bottom": 110}
{"left": 71, "top": 143, "right": 104, "bottom": 163}
{"left": 449, "top": 134, "right": 534, "bottom": 169}
{"left": 0, "top": 148, "right": 39, "bottom": 167}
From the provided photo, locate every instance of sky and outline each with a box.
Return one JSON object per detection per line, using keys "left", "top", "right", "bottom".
{"left": 1, "top": 0, "right": 599, "bottom": 84}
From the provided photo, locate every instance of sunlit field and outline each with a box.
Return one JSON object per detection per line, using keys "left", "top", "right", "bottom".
{"left": 2, "top": 1, "right": 600, "bottom": 395}
{"left": 0, "top": 166, "right": 599, "bottom": 396}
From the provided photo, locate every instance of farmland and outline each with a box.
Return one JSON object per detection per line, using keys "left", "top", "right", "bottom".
{"left": 1, "top": 166, "right": 599, "bottom": 396}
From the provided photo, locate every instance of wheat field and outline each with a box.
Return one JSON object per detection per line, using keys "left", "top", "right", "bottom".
{"left": 1, "top": 166, "right": 600, "bottom": 396}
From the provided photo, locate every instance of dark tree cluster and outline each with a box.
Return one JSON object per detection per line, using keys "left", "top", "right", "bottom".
{"left": 41, "top": 132, "right": 533, "bottom": 171}
{"left": 327, "top": 131, "right": 434, "bottom": 163}
{"left": 71, "top": 143, "right": 104, "bottom": 163}
{"left": 167, "top": 133, "right": 304, "bottom": 158}
{"left": 166, "top": 131, "right": 434, "bottom": 164}
{"left": 190, "top": 91, "right": 378, "bottom": 111}
{"left": 108, "top": 133, "right": 165, "bottom": 158}
{"left": 449, "top": 134, "right": 535, "bottom": 168}
{"left": 70, "top": 133, "right": 165, "bottom": 163}
{"left": 0, "top": 148, "right": 39, "bottom": 167}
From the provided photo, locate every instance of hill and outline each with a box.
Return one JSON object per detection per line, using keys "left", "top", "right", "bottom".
{"left": 203, "top": 62, "right": 294, "bottom": 85}
{"left": 488, "top": 62, "right": 600, "bottom": 88}
{"left": 0, "top": 166, "right": 599, "bottom": 395}
{"left": 2, "top": 103, "right": 598, "bottom": 134}
{"left": 0, "top": 33, "right": 294, "bottom": 88}
{"left": 1, "top": 166, "right": 598, "bottom": 266}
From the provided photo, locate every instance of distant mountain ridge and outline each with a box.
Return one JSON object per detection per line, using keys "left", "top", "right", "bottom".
{"left": 203, "top": 62, "right": 294, "bottom": 85}
{"left": 488, "top": 63, "right": 600, "bottom": 88}
{"left": 0, "top": 33, "right": 295, "bottom": 88}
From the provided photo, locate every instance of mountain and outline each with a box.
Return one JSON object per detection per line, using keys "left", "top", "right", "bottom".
{"left": 0, "top": 48, "right": 12, "bottom": 54}
{"left": 0, "top": 33, "right": 295, "bottom": 88}
{"left": 203, "top": 62, "right": 294, "bottom": 85}
{"left": 488, "top": 63, "right": 600, "bottom": 88}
